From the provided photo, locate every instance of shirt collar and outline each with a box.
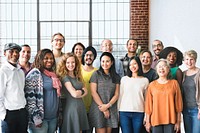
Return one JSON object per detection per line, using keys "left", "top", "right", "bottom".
{"left": 5, "top": 61, "right": 21, "bottom": 70}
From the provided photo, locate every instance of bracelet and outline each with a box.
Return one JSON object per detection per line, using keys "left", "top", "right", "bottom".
{"left": 80, "top": 89, "right": 85, "bottom": 95}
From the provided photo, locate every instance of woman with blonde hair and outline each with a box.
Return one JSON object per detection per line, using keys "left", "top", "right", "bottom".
{"left": 182, "top": 50, "right": 200, "bottom": 133}
{"left": 56, "top": 52, "right": 89, "bottom": 133}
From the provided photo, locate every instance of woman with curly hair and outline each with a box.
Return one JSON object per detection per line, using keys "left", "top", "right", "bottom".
{"left": 159, "top": 46, "right": 183, "bottom": 86}
{"left": 56, "top": 52, "right": 89, "bottom": 133}
{"left": 25, "top": 49, "right": 61, "bottom": 133}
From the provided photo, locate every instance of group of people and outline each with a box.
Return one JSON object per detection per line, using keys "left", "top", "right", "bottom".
{"left": 0, "top": 32, "right": 200, "bottom": 133}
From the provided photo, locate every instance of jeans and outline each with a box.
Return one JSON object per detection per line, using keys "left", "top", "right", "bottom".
{"left": 1, "top": 120, "right": 9, "bottom": 133}
{"left": 183, "top": 107, "right": 200, "bottom": 133}
{"left": 119, "top": 111, "right": 144, "bottom": 133}
{"left": 28, "top": 118, "right": 57, "bottom": 133}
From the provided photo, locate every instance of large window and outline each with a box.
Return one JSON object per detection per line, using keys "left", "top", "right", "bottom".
{"left": 0, "top": 0, "right": 129, "bottom": 64}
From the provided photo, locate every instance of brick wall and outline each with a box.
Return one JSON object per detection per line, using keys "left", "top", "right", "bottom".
{"left": 130, "top": 0, "right": 149, "bottom": 50}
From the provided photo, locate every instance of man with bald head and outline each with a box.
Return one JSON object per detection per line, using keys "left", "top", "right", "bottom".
{"left": 93, "top": 39, "right": 124, "bottom": 77}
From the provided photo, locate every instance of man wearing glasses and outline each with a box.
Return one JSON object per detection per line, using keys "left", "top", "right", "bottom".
{"left": 151, "top": 40, "right": 164, "bottom": 69}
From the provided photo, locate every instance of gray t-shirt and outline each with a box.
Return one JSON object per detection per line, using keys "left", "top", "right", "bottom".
{"left": 182, "top": 74, "right": 198, "bottom": 108}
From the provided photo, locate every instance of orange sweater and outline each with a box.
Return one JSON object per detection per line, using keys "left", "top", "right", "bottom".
{"left": 145, "top": 79, "right": 183, "bottom": 126}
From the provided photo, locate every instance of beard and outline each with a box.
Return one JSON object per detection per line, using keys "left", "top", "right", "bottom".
{"left": 85, "top": 58, "right": 93, "bottom": 66}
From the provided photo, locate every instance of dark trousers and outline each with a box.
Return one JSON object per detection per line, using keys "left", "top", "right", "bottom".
{"left": 111, "top": 127, "right": 119, "bottom": 133}
{"left": 4, "top": 108, "right": 28, "bottom": 133}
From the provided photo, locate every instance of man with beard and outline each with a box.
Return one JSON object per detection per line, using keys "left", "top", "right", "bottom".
{"left": 81, "top": 46, "right": 97, "bottom": 133}
{"left": 151, "top": 39, "right": 164, "bottom": 69}
{"left": 120, "top": 39, "right": 138, "bottom": 76}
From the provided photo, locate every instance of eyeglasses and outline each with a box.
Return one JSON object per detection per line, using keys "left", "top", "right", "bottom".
{"left": 53, "top": 38, "right": 64, "bottom": 42}
{"left": 85, "top": 54, "right": 94, "bottom": 57}
{"left": 152, "top": 44, "right": 163, "bottom": 48}
{"left": 157, "top": 65, "right": 168, "bottom": 69}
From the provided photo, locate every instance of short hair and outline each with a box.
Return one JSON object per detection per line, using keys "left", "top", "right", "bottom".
{"left": 153, "top": 39, "right": 163, "bottom": 47}
{"left": 184, "top": 50, "right": 197, "bottom": 62}
{"left": 21, "top": 44, "right": 31, "bottom": 48}
{"left": 156, "top": 58, "right": 172, "bottom": 79}
{"left": 51, "top": 32, "right": 65, "bottom": 43}
{"left": 126, "top": 39, "right": 138, "bottom": 46}
{"left": 140, "top": 50, "right": 153, "bottom": 58}
{"left": 71, "top": 42, "right": 85, "bottom": 53}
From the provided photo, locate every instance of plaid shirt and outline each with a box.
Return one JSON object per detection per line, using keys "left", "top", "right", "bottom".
{"left": 120, "top": 54, "right": 135, "bottom": 76}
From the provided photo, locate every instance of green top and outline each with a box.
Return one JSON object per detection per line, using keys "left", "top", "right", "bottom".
{"left": 170, "top": 67, "right": 179, "bottom": 79}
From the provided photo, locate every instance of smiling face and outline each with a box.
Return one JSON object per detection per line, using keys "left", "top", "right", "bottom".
{"left": 140, "top": 51, "right": 152, "bottom": 66}
{"left": 19, "top": 46, "right": 31, "bottom": 63}
{"left": 43, "top": 53, "right": 54, "bottom": 70}
{"left": 152, "top": 40, "right": 163, "bottom": 56}
{"left": 74, "top": 45, "right": 84, "bottom": 58}
{"left": 51, "top": 34, "right": 65, "bottom": 50}
{"left": 156, "top": 60, "right": 170, "bottom": 78}
{"left": 66, "top": 56, "right": 76, "bottom": 72}
{"left": 184, "top": 55, "right": 196, "bottom": 69}
{"left": 167, "top": 51, "right": 177, "bottom": 65}
{"left": 4, "top": 49, "right": 20, "bottom": 64}
{"left": 101, "top": 55, "right": 113, "bottom": 72}
{"left": 127, "top": 40, "right": 138, "bottom": 54}
{"left": 101, "top": 40, "right": 113, "bottom": 53}
{"left": 129, "top": 59, "right": 139, "bottom": 73}
{"left": 84, "top": 51, "right": 95, "bottom": 66}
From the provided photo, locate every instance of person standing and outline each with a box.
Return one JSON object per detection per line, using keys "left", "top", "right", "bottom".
{"left": 56, "top": 52, "right": 89, "bottom": 133}
{"left": 120, "top": 39, "right": 138, "bottom": 75}
{"left": 25, "top": 49, "right": 61, "bottom": 133}
{"left": 140, "top": 50, "right": 158, "bottom": 82}
{"left": 81, "top": 46, "right": 98, "bottom": 133}
{"left": 89, "top": 52, "right": 120, "bottom": 133}
{"left": 19, "top": 44, "right": 32, "bottom": 75}
{"left": 145, "top": 59, "right": 183, "bottom": 133}
{"left": 51, "top": 32, "right": 65, "bottom": 63}
{"left": 118, "top": 56, "right": 149, "bottom": 133}
{"left": 151, "top": 40, "right": 164, "bottom": 69}
{"left": 182, "top": 50, "right": 200, "bottom": 133}
{"left": 0, "top": 43, "right": 28, "bottom": 133}
{"left": 72, "top": 42, "right": 85, "bottom": 63}
{"left": 159, "top": 46, "right": 183, "bottom": 86}
{"left": 93, "top": 39, "right": 124, "bottom": 78}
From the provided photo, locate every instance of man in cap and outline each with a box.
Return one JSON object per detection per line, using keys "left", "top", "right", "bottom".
{"left": 81, "top": 46, "right": 98, "bottom": 133}
{"left": 0, "top": 43, "right": 28, "bottom": 133}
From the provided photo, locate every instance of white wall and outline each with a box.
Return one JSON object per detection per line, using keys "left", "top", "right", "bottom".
{"left": 149, "top": 0, "right": 200, "bottom": 70}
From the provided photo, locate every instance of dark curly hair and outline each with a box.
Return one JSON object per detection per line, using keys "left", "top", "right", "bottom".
{"left": 159, "top": 46, "right": 183, "bottom": 67}
{"left": 32, "top": 49, "right": 56, "bottom": 72}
